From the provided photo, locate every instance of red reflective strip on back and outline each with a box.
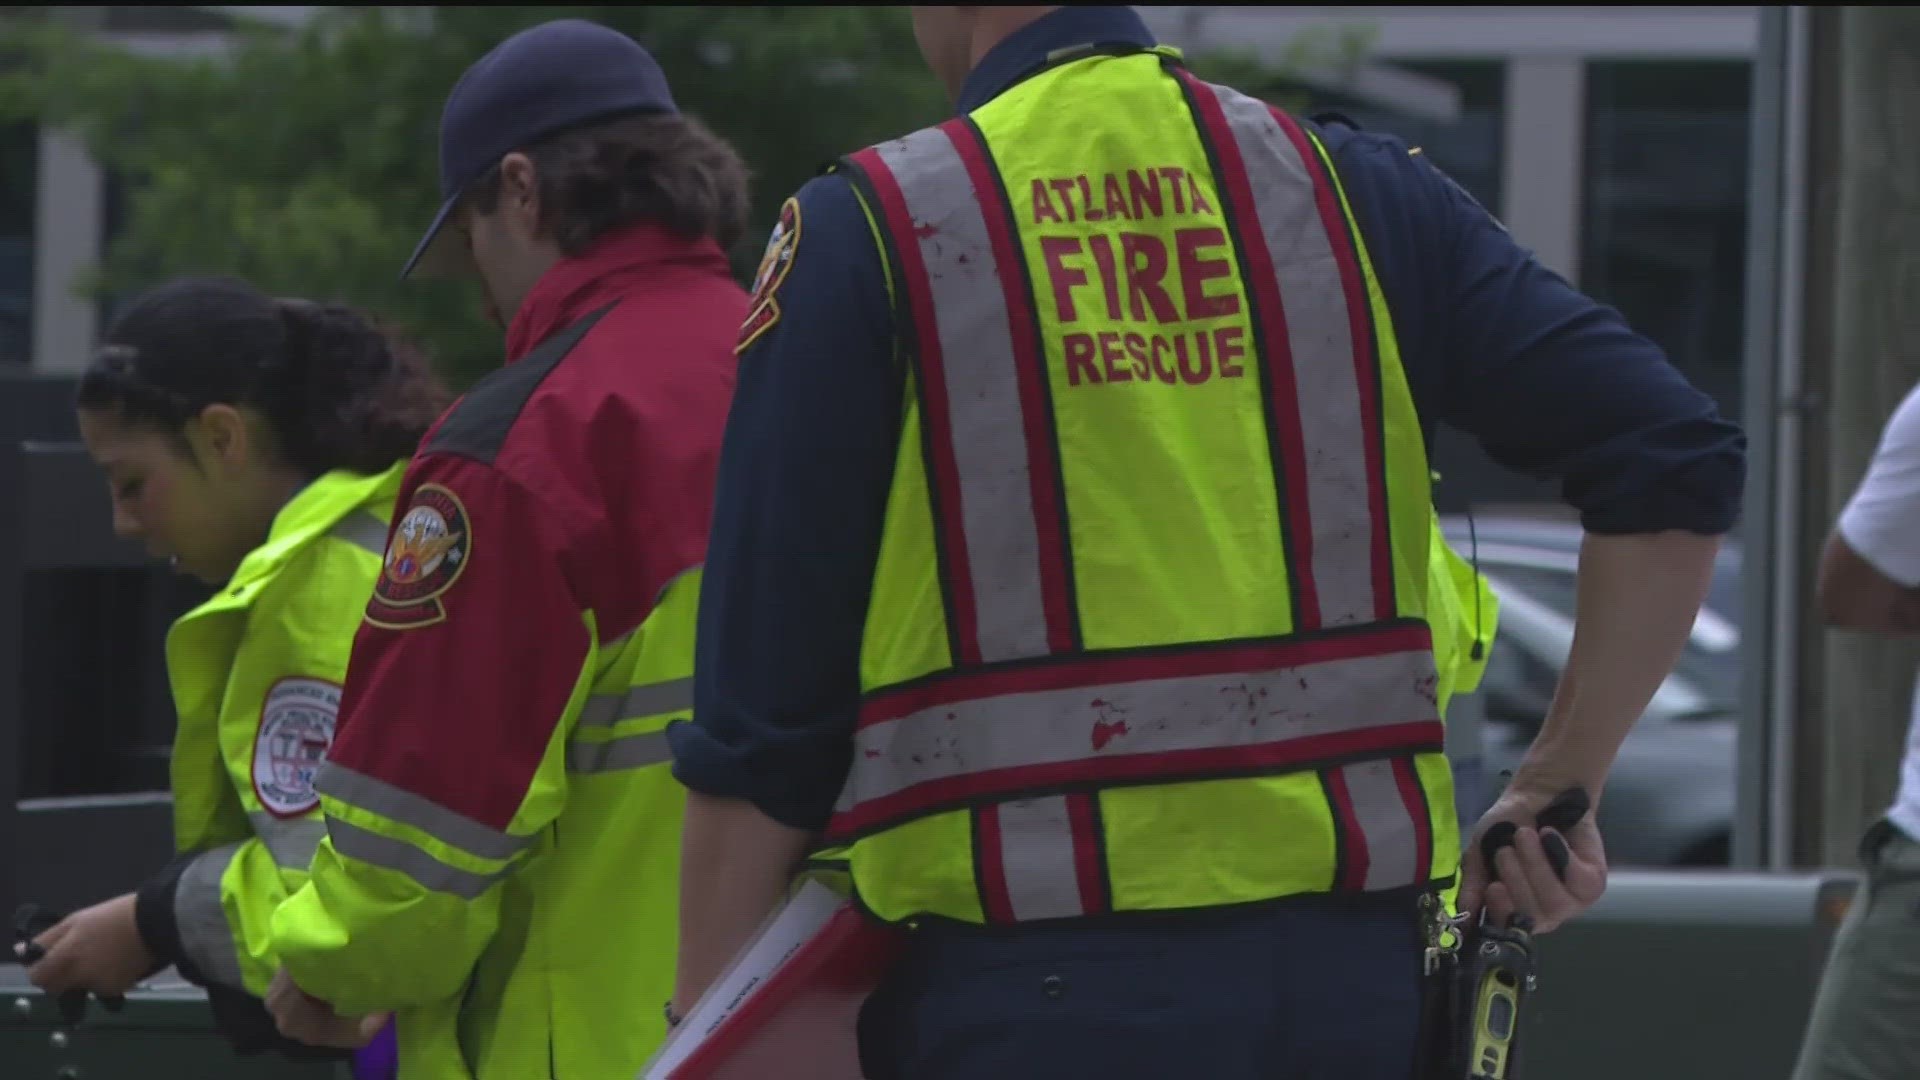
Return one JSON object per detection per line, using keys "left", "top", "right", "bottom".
{"left": 1065, "top": 792, "right": 1110, "bottom": 915}
{"left": 850, "top": 146, "right": 984, "bottom": 665}
{"left": 1391, "top": 756, "right": 1433, "bottom": 884}
{"left": 1323, "top": 764, "right": 1369, "bottom": 892}
{"left": 940, "top": 119, "right": 1078, "bottom": 656}
{"left": 973, "top": 804, "right": 1018, "bottom": 924}
{"left": 1269, "top": 107, "right": 1396, "bottom": 622}
{"left": 1174, "top": 68, "right": 1322, "bottom": 630}
{"left": 829, "top": 719, "right": 1442, "bottom": 840}
{"left": 857, "top": 622, "right": 1431, "bottom": 730}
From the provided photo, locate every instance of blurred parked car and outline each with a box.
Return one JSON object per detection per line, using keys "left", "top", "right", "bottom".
{"left": 1443, "top": 513, "right": 1740, "bottom": 867}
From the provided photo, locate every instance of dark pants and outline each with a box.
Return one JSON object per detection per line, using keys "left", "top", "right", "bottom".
{"left": 858, "top": 893, "right": 1427, "bottom": 1080}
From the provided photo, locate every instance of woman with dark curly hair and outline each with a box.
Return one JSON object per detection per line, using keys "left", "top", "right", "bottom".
{"left": 17, "top": 275, "right": 447, "bottom": 1079}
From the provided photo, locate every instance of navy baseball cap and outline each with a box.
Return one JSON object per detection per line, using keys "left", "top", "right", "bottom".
{"left": 402, "top": 19, "right": 678, "bottom": 280}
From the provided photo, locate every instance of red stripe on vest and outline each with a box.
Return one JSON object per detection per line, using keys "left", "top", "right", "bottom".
{"left": 1391, "top": 755, "right": 1434, "bottom": 886}
{"left": 1323, "top": 764, "right": 1370, "bottom": 891}
{"left": 1065, "top": 792, "right": 1110, "bottom": 915}
{"left": 973, "top": 804, "right": 1018, "bottom": 923}
{"left": 1267, "top": 106, "right": 1396, "bottom": 623}
{"left": 849, "top": 146, "right": 985, "bottom": 665}
{"left": 1173, "top": 68, "right": 1323, "bottom": 630}
{"left": 939, "top": 119, "right": 1078, "bottom": 657}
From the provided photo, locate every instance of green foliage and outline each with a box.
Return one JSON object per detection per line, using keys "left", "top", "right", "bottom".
{"left": 1185, "top": 23, "right": 1380, "bottom": 114}
{"left": 0, "top": 7, "right": 946, "bottom": 385}
{"left": 0, "top": 8, "right": 1362, "bottom": 387}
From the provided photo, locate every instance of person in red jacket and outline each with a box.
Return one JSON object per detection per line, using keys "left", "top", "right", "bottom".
{"left": 261, "top": 20, "right": 749, "bottom": 1073}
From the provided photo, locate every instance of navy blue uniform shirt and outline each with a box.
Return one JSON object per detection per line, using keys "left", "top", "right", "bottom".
{"left": 668, "top": 6, "right": 1748, "bottom": 830}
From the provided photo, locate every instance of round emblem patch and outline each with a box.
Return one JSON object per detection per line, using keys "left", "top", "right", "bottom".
{"left": 252, "top": 677, "right": 340, "bottom": 818}
{"left": 365, "top": 483, "right": 471, "bottom": 630}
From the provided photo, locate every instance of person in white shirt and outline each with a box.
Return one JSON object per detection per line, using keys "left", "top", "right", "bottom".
{"left": 1793, "top": 381, "right": 1920, "bottom": 1080}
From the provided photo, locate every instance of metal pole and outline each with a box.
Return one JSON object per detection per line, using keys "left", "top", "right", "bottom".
{"left": 1768, "top": 5, "right": 1811, "bottom": 869}
{"left": 1734, "top": 5, "right": 1786, "bottom": 871}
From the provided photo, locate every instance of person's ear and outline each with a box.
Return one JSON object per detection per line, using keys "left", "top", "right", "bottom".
{"left": 190, "top": 403, "right": 250, "bottom": 475}
{"left": 499, "top": 152, "right": 540, "bottom": 235}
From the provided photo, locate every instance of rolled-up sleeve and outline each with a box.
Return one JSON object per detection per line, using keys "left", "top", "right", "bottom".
{"left": 667, "top": 174, "right": 902, "bottom": 831}
{"left": 1339, "top": 130, "right": 1747, "bottom": 535}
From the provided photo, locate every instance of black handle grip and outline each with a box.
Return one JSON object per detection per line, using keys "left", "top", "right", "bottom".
{"left": 13, "top": 902, "right": 131, "bottom": 1021}
{"left": 1480, "top": 787, "right": 1590, "bottom": 883}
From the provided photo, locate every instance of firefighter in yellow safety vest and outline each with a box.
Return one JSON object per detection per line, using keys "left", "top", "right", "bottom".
{"left": 668, "top": 6, "right": 1743, "bottom": 1077}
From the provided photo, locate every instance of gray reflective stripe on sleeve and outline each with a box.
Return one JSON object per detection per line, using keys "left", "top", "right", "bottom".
{"left": 246, "top": 812, "right": 326, "bottom": 870}
{"left": 323, "top": 817, "right": 505, "bottom": 901}
{"left": 576, "top": 678, "right": 694, "bottom": 731}
{"left": 173, "top": 843, "right": 246, "bottom": 990}
{"left": 1335, "top": 758, "right": 1422, "bottom": 891}
{"left": 314, "top": 763, "right": 529, "bottom": 863}
{"left": 875, "top": 127, "right": 1052, "bottom": 664}
{"left": 1203, "top": 80, "right": 1383, "bottom": 628}
{"left": 831, "top": 637, "right": 1441, "bottom": 835}
{"left": 565, "top": 730, "right": 672, "bottom": 774}
{"left": 330, "top": 510, "right": 390, "bottom": 557}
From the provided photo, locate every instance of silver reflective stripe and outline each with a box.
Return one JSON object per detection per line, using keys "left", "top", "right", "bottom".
{"left": 314, "top": 763, "right": 529, "bottom": 863}
{"left": 566, "top": 730, "right": 671, "bottom": 774}
{"left": 1337, "top": 759, "right": 1421, "bottom": 891}
{"left": 1204, "top": 82, "right": 1379, "bottom": 627}
{"left": 324, "top": 816, "right": 504, "bottom": 901}
{"left": 577, "top": 678, "right": 694, "bottom": 731}
{"left": 174, "top": 843, "right": 245, "bottom": 989}
{"left": 993, "top": 797, "right": 1087, "bottom": 922}
{"left": 331, "top": 510, "right": 390, "bottom": 558}
{"left": 837, "top": 644, "right": 1436, "bottom": 825}
{"left": 877, "top": 128, "right": 1051, "bottom": 664}
{"left": 246, "top": 812, "right": 325, "bottom": 870}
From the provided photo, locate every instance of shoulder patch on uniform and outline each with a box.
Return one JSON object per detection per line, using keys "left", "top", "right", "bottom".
{"left": 737, "top": 196, "right": 802, "bottom": 355}
{"left": 253, "top": 677, "right": 340, "bottom": 818}
{"left": 365, "top": 483, "right": 471, "bottom": 630}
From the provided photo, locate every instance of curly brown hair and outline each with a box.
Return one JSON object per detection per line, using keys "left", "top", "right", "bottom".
{"left": 465, "top": 111, "right": 752, "bottom": 255}
{"left": 79, "top": 276, "right": 451, "bottom": 477}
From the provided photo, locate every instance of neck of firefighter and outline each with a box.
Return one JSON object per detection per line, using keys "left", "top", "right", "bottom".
{"left": 948, "top": 7, "right": 1060, "bottom": 101}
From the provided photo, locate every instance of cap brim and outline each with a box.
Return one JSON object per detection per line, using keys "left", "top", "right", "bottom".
{"left": 399, "top": 194, "right": 473, "bottom": 281}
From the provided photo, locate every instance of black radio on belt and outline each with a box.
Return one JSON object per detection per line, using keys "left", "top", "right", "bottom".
{"left": 1419, "top": 788, "right": 1589, "bottom": 1080}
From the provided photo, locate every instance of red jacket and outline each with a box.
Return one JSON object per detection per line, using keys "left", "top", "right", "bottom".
{"left": 328, "top": 222, "right": 742, "bottom": 888}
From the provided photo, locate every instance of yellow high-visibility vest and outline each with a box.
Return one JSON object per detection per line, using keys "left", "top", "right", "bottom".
{"left": 829, "top": 44, "right": 1468, "bottom": 925}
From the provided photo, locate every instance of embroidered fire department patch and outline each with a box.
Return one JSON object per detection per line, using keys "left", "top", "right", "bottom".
{"left": 365, "top": 483, "right": 471, "bottom": 630}
{"left": 253, "top": 677, "right": 340, "bottom": 818}
{"left": 737, "top": 196, "right": 801, "bottom": 355}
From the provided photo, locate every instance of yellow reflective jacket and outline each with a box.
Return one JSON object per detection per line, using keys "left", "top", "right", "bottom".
{"left": 159, "top": 463, "right": 403, "bottom": 994}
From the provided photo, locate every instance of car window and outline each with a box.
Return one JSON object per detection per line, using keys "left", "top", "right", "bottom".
{"left": 1477, "top": 562, "right": 1740, "bottom": 714}
{"left": 1477, "top": 634, "right": 1557, "bottom": 726}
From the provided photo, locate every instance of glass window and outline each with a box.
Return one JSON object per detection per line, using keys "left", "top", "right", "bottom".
{"left": 1582, "top": 60, "right": 1751, "bottom": 419}
{"left": 1, "top": 122, "right": 35, "bottom": 364}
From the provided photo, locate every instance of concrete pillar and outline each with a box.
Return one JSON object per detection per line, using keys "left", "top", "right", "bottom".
{"left": 1500, "top": 57, "right": 1587, "bottom": 282}
{"left": 28, "top": 126, "right": 103, "bottom": 375}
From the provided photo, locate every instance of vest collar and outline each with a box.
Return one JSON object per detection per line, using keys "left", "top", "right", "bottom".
{"left": 956, "top": 6, "right": 1156, "bottom": 115}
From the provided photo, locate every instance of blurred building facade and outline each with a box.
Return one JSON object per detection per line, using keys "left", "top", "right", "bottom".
{"left": 5, "top": 6, "right": 1756, "bottom": 510}
{"left": 1142, "top": 6, "right": 1758, "bottom": 510}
